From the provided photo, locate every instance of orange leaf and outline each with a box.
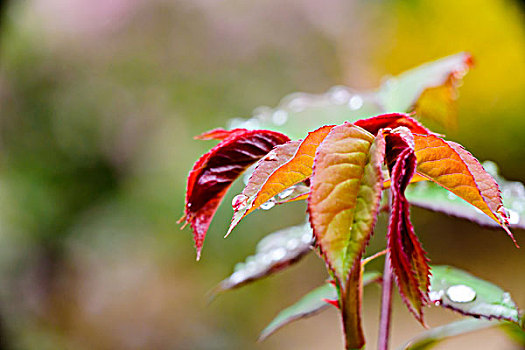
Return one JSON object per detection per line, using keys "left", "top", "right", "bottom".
{"left": 227, "top": 125, "right": 334, "bottom": 235}
{"left": 413, "top": 134, "right": 517, "bottom": 246}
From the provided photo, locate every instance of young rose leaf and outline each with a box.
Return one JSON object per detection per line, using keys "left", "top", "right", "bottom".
{"left": 213, "top": 224, "right": 313, "bottom": 294}
{"left": 428, "top": 265, "right": 522, "bottom": 324}
{"left": 308, "top": 122, "right": 385, "bottom": 285}
{"left": 378, "top": 52, "right": 473, "bottom": 117}
{"left": 398, "top": 319, "right": 499, "bottom": 350}
{"left": 386, "top": 128, "right": 430, "bottom": 323}
{"left": 179, "top": 128, "right": 290, "bottom": 259}
{"left": 354, "top": 113, "right": 433, "bottom": 136}
{"left": 413, "top": 134, "right": 517, "bottom": 246}
{"left": 259, "top": 271, "right": 381, "bottom": 341}
{"left": 228, "top": 125, "right": 334, "bottom": 236}
{"left": 308, "top": 123, "right": 386, "bottom": 349}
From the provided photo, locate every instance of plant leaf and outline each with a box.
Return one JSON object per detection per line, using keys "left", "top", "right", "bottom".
{"left": 228, "top": 125, "right": 334, "bottom": 235}
{"left": 213, "top": 223, "right": 313, "bottom": 293}
{"left": 413, "top": 134, "right": 517, "bottom": 246}
{"left": 308, "top": 122, "right": 385, "bottom": 285}
{"left": 259, "top": 271, "right": 381, "bottom": 341}
{"left": 406, "top": 174, "right": 525, "bottom": 230}
{"left": 428, "top": 265, "right": 521, "bottom": 324}
{"left": 308, "top": 123, "right": 386, "bottom": 349}
{"left": 378, "top": 52, "right": 473, "bottom": 116}
{"left": 354, "top": 113, "right": 433, "bottom": 136}
{"left": 179, "top": 128, "right": 290, "bottom": 259}
{"left": 398, "top": 318, "right": 499, "bottom": 350}
{"left": 386, "top": 128, "right": 430, "bottom": 323}
{"left": 228, "top": 54, "right": 472, "bottom": 139}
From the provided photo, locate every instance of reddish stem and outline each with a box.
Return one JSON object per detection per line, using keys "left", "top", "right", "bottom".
{"left": 378, "top": 252, "right": 393, "bottom": 350}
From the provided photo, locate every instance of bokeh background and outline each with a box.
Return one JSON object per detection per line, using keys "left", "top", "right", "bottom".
{"left": 0, "top": 0, "right": 523, "bottom": 349}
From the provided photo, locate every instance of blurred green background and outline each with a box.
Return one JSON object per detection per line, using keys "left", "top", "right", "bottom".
{"left": 0, "top": 0, "right": 523, "bottom": 349}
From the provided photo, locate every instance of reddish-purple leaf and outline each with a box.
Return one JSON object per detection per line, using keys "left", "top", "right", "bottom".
{"left": 179, "top": 128, "right": 290, "bottom": 259}
{"left": 386, "top": 127, "right": 430, "bottom": 323}
{"left": 194, "top": 128, "right": 241, "bottom": 141}
{"left": 354, "top": 113, "right": 434, "bottom": 136}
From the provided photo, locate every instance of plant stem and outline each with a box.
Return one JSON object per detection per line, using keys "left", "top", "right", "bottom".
{"left": 378, "top": 252, "right": 393, "bottom": 350}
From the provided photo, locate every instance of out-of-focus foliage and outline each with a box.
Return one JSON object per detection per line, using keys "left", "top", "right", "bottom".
{"left": 0, "top": 0, "right": 523, "bottom": 349}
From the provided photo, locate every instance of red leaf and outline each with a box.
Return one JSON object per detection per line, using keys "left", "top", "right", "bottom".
{"left": 386, "top": 127, "right": 430, "bottom": 323}
{"left": 194, "top": 128, "right": 241, "bottom": 140}
{"left": 355, "top": 113, "right": 434, "bottom": 136}
{"left": 179, "top": 128, "right": 290, "bottom": 259}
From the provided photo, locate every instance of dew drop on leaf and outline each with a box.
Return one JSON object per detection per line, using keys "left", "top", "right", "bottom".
{"left": 278, "top": 187, "right": 295, "bottom": 199}
{"left": 270, "top": 247, "right": 287, "bottom": 261}
{"left": 328, "top": 86, "right": 351, "bottom": 105}
{"left": 272, "top": 110, "right": 288, "bottom": 126}
{"left": 348, "top": 95, "right": 363, "bottom": 110}
{"left": 232, "top": 194, "right": 249, "bottom": 211}
{"left": 301, "top": 232, "right": 313, "bottom": 244}
{"left": 286, "top": 238, "right": 300, "bottom": 250}
{"left": 260, "top": 199, "right": 276, "bottom": 210}
{"left": 230, "top": 271, "right": 245, "bottom": 284}
{"left": 507, "top": 209, "right": 520, "bottom": 225}
{"left": 446, "top": 285, "right": 477, "bottom": 303}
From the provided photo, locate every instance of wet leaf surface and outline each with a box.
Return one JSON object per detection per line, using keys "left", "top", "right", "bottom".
{"left": 429, "top": 265, "right": 521, "bottom": 324}
{"left": 213, "top": 224, "right": 313, "bottom": 293}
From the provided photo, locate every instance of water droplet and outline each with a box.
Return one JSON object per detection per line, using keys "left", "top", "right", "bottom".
{"left": 278, "top": 187, "right": 295, "bottom": 199}
{"left": 232, "top": 194, "right": 249, "bottom": 211}
{"left": 260, "top": 199, "right": 276, "bottom": 210}
{"left": 245, "top": 260, "right": 258, "bottom": 273}
{"left": 508, "top": 209, "right": 520, "bottom": 225}
{"left": 286, "top": 238, "right": 300, "bottom": 251}
{"left": 502, "top": 292, "right": 512, "bottom": 304}
{"left": 503, "top": 182, "right": 525, "bottom": 199}
{"left": 301, "top": 232, "right": 313, "bottom": 244}
{"left": 329, "top": 87, "right": 351, "bottom": 105}
{"left": 257, "top": 253, "right": 272, "bottom": 265}
{"left": 447, "top": 192, "right": 458, "bottom": 200}
{"left": 266, "top": 151, "right": 278, "bottom": 161}
{"left": 286, "top": 97, "right": 306, "bottom": 113}
{"left": 348, "top": 95, "right": 363, "bottom": 110}
{"left": 272, "top": 109, "right": 288, "bottom": 126}
{"left": 230, "top": 271, "right": 245, "bottom": 284}
{"left": 446, "top": 284, "right": 476, "bottom": 303}
{"left": 429, "top": 290, "right": 444, "bottom": 302}
{"left": 270, "top": 247, "right": 287, "bottom": 261}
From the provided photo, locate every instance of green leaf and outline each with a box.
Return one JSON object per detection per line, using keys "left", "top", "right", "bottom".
{"left": 378, "top": 52, "right": 472, "bottom": 115}
{"left": 259, "top": 271, "right": 381, "bottom": 341}
{"left": 429, "top": 265, "right": 521, "bottom": 324}
{"left": 406, "top": 161, "right": 525, "bottom": 230}
{"left": 213, "top": 224, "right": 313, "bottom": 294}
{"left": 398, "top": 318, "right": 499, "bottom": 350}
{"left": 228, "top": 53, "right": 472, "bottom": 139}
